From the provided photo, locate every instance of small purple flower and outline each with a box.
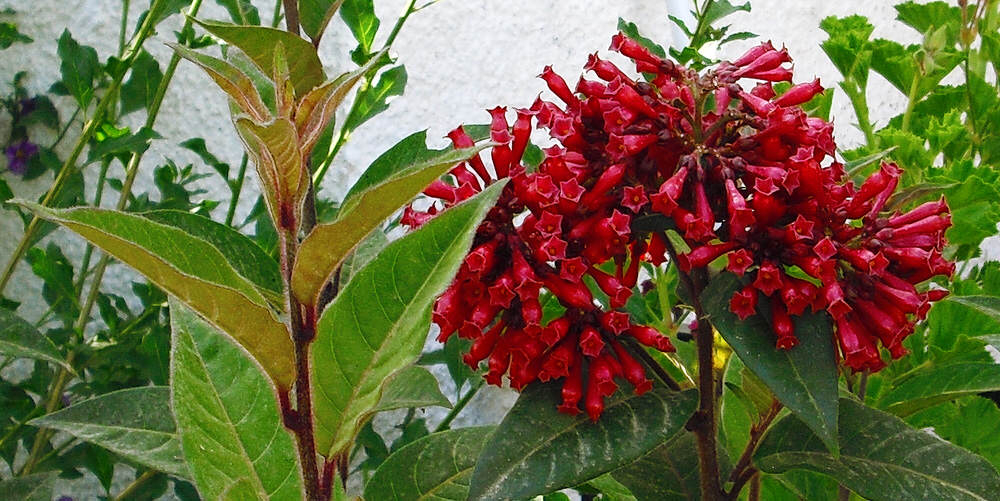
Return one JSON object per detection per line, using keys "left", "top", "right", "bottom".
{"left": 4, "top": 139, "right": 38, "bottom": 175}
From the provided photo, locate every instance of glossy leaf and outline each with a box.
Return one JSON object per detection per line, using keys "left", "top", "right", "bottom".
{"left": 702, "top": 272, "right": 839, "bottom": 455}
{"left": 169, "top": 43, "right": 269, "bottom": 121}
{"left": 880, "top": 363, "right": 1000, "bottom": 416}
{"left": 0, "top": 308, "right": 71, "bottom": 370}
{"left": 373, "top": 365, "right": 452, "bottom": 413}
{"left": 339, "top": 0, "right": 379, "bottom": 63}
{"left": 170, "top": 301, "right": 303, "bottom": 500}
{"left": 467, "top": 384, "right": 698, "bottom": 500}
{"left": 949, "top": 296, "right": 1000, "bottom": 322}
{"left": 0, "top": 472, "right": 58, "bottom": 501}
{"left": 30, "top": 387, "right": 189, "bottom": 478}
{"left": 364, "top": 426, "right": 494, "bottom": 500}
{"left": 755, "top": 397, "right": 1000, "bottom": 501}
{"left": 299, "top": 0, "right": 346, "bottom": 41}
{"left": 291, "top": 135, "right": 490, "bottom": 305}
{"left": 612, "top": 432, "right": 703, "bottom": 501}
{"left": 195, "top": 20, "right": 325, "bottom": 95}
{"left": 20, "top": 203, "right": 295, "bottom": 387}
{"left": 310, "top": 182, "right": 505, "bottom": 457}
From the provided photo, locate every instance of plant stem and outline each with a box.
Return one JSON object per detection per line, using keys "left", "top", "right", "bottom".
{"left": 113, "top": 470, "right": 157, "bottom": 501}
{"left": 74, "top": 159, "right": 112, "bottom": 293}
{"left": 842, "top": 82, "right": 875, "bottom": 146}
{"left": 0, "top": 0, "right": 169, "bottom": 296}
{"left": 119, "top": 0, "right": 131, "bottom": 57}
{"left": 225, "top": 153, "right": 249, "bottom": 226}
{"left": 900, "top": 75, "right": 921, "bottom": 134}
{"left": 434, "top": 380, "right": 483, "bottom": 433}
{"left": 282, "top": 0, "right": 300, "bottom": 35}
{"left": 662, "top": 234, "right": 724, "bottom": 501}
{"left": 726, "top": 400, "right": 782, "bottom": 499}
{"left": 51, "top": 107, "right": 82, "bottom": 150}
{"left": 271, "top": 0, "right": 284, "bottom": 28}
{"left": 748, "top": 473, "right": 761, "bottom": 501}
{"left": 20, "top": 351, "right": 76, "bottom": 475}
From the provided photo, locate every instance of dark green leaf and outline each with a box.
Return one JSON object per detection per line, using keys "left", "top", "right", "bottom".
{"left": 0, "top": 22, "right": 32, "bottom": 48}
{"left": 339, "top": 0, "right": 379, "bottom": 63}
{"left": 170, "top": 300, "right": 303, "bottom": 500}
{"left": 907, "top": 396, "right": 1000, "bottom": 472}
{"left": 467, "top": 384, "right": 698, "bottom": 500}
{"left": 343, "top": 65, "right": 406, "bottom": 133}
{"left": 310, "top": 182, "right": 505, "bottom": 457}
{"left": 703, "top": 273, "right": 839, "bottom": 455}
{"left": 86, "top": 126, "right": 161, "bottom": 163}
{"left": 755, "top": 398, "right": 1000, "bottom": 501}
{"left": 617, "top": 18, "right": 666, "bottom": 57}
{"left": 56, "top": 29, "right": 99, "bottom": 108}
{"left": 373, "top": 365, "right": 452, "bottom": 413}
{"left": 880, "top": 363, "right": 1000, "bottom": 416}
{"left": 339, "top": 228, "right": 389, "bottom": 286}
{"left": 365, "top": 427, "right": 494, "bottom": 501}
{"left": 181, "top": 137, "right": 231, "bottom": 180}
{"left": 120, "top": 50, "right": 164, "bottom": 115}
{"left": 702, "top": 0, "right": 750, "bottom": 29}
{"left": 0, "top": 307, "right": 71, "bottom": 370}
{"left": 30, "top": 387, "right": 189, "bottom": 478}
{"left": 613, "top": 432, "right": 706, "bottom": 501}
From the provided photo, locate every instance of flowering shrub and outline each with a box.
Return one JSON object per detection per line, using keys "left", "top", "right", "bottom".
{"left": 1, "top": 1, "right": 999, "bottom": 500}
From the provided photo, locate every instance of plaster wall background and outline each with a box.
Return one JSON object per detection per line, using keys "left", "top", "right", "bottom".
{"left": 0, "top": 0, "right": 993, "bottom": 496}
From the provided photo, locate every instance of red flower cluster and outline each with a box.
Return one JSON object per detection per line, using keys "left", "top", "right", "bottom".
{"left": 404, "top": 35, "right": 953, "bottom": 418}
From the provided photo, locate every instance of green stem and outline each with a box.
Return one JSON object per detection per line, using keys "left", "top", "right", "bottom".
{"left": 113, "top": 470, "right": 158, "bottom": 501}
{"left": 842, "top": 82, "right": 875, "bottom": 146}
{"left": 900, "top": 75, "right": 921, "bottom": 134}
{"left": 0, "top": 0, "right": 170, "bottom": 296}
{"left": 225, "top": 154, "right": 249, "bottom": 226}
{"left": 51, "top": 107, "right": 82, "bottom": 150}
{"left": 74, "top": 159, "right": 112, "bottom": 293}
{"left": 119, "top": 0, "right": 131, "bottom": 56}
{"left": 434, "top": 380, "right": 483, "bottom": 433}
{"left": 271, "top": 0, "right": 283, "bottom": 28}
{"left": 20, "top": 351, "right": 76, "bottom": 475}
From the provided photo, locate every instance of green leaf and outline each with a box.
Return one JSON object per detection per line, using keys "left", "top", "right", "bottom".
{"left": 373, "top": 365, "right": 452, "bottom": 413}
{"left": 703, "top": 272, "right": 839, "bottom": 455}
{"left": 0, "top": 22, "right": 32, "bottom": 48}
{"left": 299, "top": 0, "right": 346, "bottom": 41}
{"left": 907, "top": 396, "right": 1000, "bottom": 472}
{"left": 467, "top": 384, "right": 698, "bottom": 500}
{"left": 702, "top": 0, "right": 750, "bottom": 29}
{"left": 310, "top": 182, "right": 505, "bottom": 457}
{"left": 295, "top": 49, "right": 386, "bottom": 157}
{"left": 880, "top": 363, "right": 1000, "bottom": 416}
{"left": 364, "top": 427, "right": 494, "bottom": 500}
{"left": 612, "top": 432, "right": 705, "bottom": 501}
{"left": 181, "top": 137, "right": 231, "bottom": 180}
{"left": 949, "top": 296, "right": 1000, "bottom": 323}
{"left": 0, "top": 308, "right": 71, "bottom": 370}
{"left": 170, "top": 301, "right": 303, "bottom": 500}
{"left": 339, "top": 0, "right": 379, "bottom": 63}
{"left": 86, "top": 126, "right": 162, "bottom": 164}
{"left": 29, "top": 387, "right": 189, "bottom": 478}
{"left": 755, "top": 397, "right": 1000, "bottom": 501}
{"left": 895, "top": 1, "right": 962, "bottom": 45}
{"left": 0, "top": 472, "right": 58, "bottom": 500}
{"left": 56, "top": 29, "right": 99, "bottom": 108}
{"left": 120, "top": 50, "right": 164, "bottom": 115}
{"left": 291, "top": 134, "right": 490, "bottom": 306}
{"left": 587, "top": 474, "right": 637, "bottom": 501}
{"left": 617, "top": 18, "right": 666, "bottom": 57}
{"left": 339, "top": 228, "right": 389, "bottom": 286}
{"left": 195, "top": 20, "right": 325, "bottom": 95}
{"left": 170, "top": 43, "right": 270, "bottom": 121}
{"left": 19, "top": 203, "right": 295, "bottom": 387}
{"left": 343, "top": 65, "right": 407, "bottom": 132}
{"left": 234, "top": 117, "right": 309, "bottom": 229}
{"left": 820, "top": 15, "right": 874, "bottom": 84}
{"left": 214, "top": 0, "right": 260, "bottom": 25}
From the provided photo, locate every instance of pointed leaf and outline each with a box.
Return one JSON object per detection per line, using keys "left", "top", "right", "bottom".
{"left": 170, "top": 301, "right": 304, "bottom": 500}
{"left": 295, "top": 49, "right": 385, "bottom": 156}
{"left": 299, "top": 0, "right": 347, "bottom": 41}
{"left": 291, "top": 136, "right": 490, "bottom": 306}
{"left": 467, "top": 384, "right": 698, "bottom": 500}
{"left": 195, "top": 20, "right": 325, "bottom": 95}
{"left": 234, "top": 117, "right": 308, "bottom": 229}
{"left": 703, "top": 272, "right": 839, "bottom": 455}
{"left": 880, "top": 363, "right": 1000, "bottom": 417}
{"left": 19, "top": 203, "right": 295, "bottom": 387}
{"left": 373, "top": 365, "right": 452, "bottom": 413}
{"left": 364, "top": 426, "right": 494, "bottom": 500}
{"left": 0, "top": 308, "right": 71, "bottom": 370}
{"left": 169, "top": 43, "right": 269, "bottom": 121}
{"left": 215, "top": 0, "right": 261, "bottom": 25}
{"left": 120, "top": 50, "right": 164, "bottom": 115}
{"left": 310, "top": 182, "right": 506, "bottom": 457}
{"left": 755, "top": 398, "right": 1000, "bottom": 501}
{"left": 339, "top": 229, "right": 389, "bottom": 286}
{"left": 30, "top": 387, "right": 189, "bottom": 478}
{"left": 0, "top": 472, "right": 58, "bottom": 500}
{"left": 612, "top": 432, "right": 703, "bottom": 501}
{"left": 343, "top": 65, "right": 406, "bottom": 132}
{"left": 56, "top": 29, "right": 99, "bottom": 108}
